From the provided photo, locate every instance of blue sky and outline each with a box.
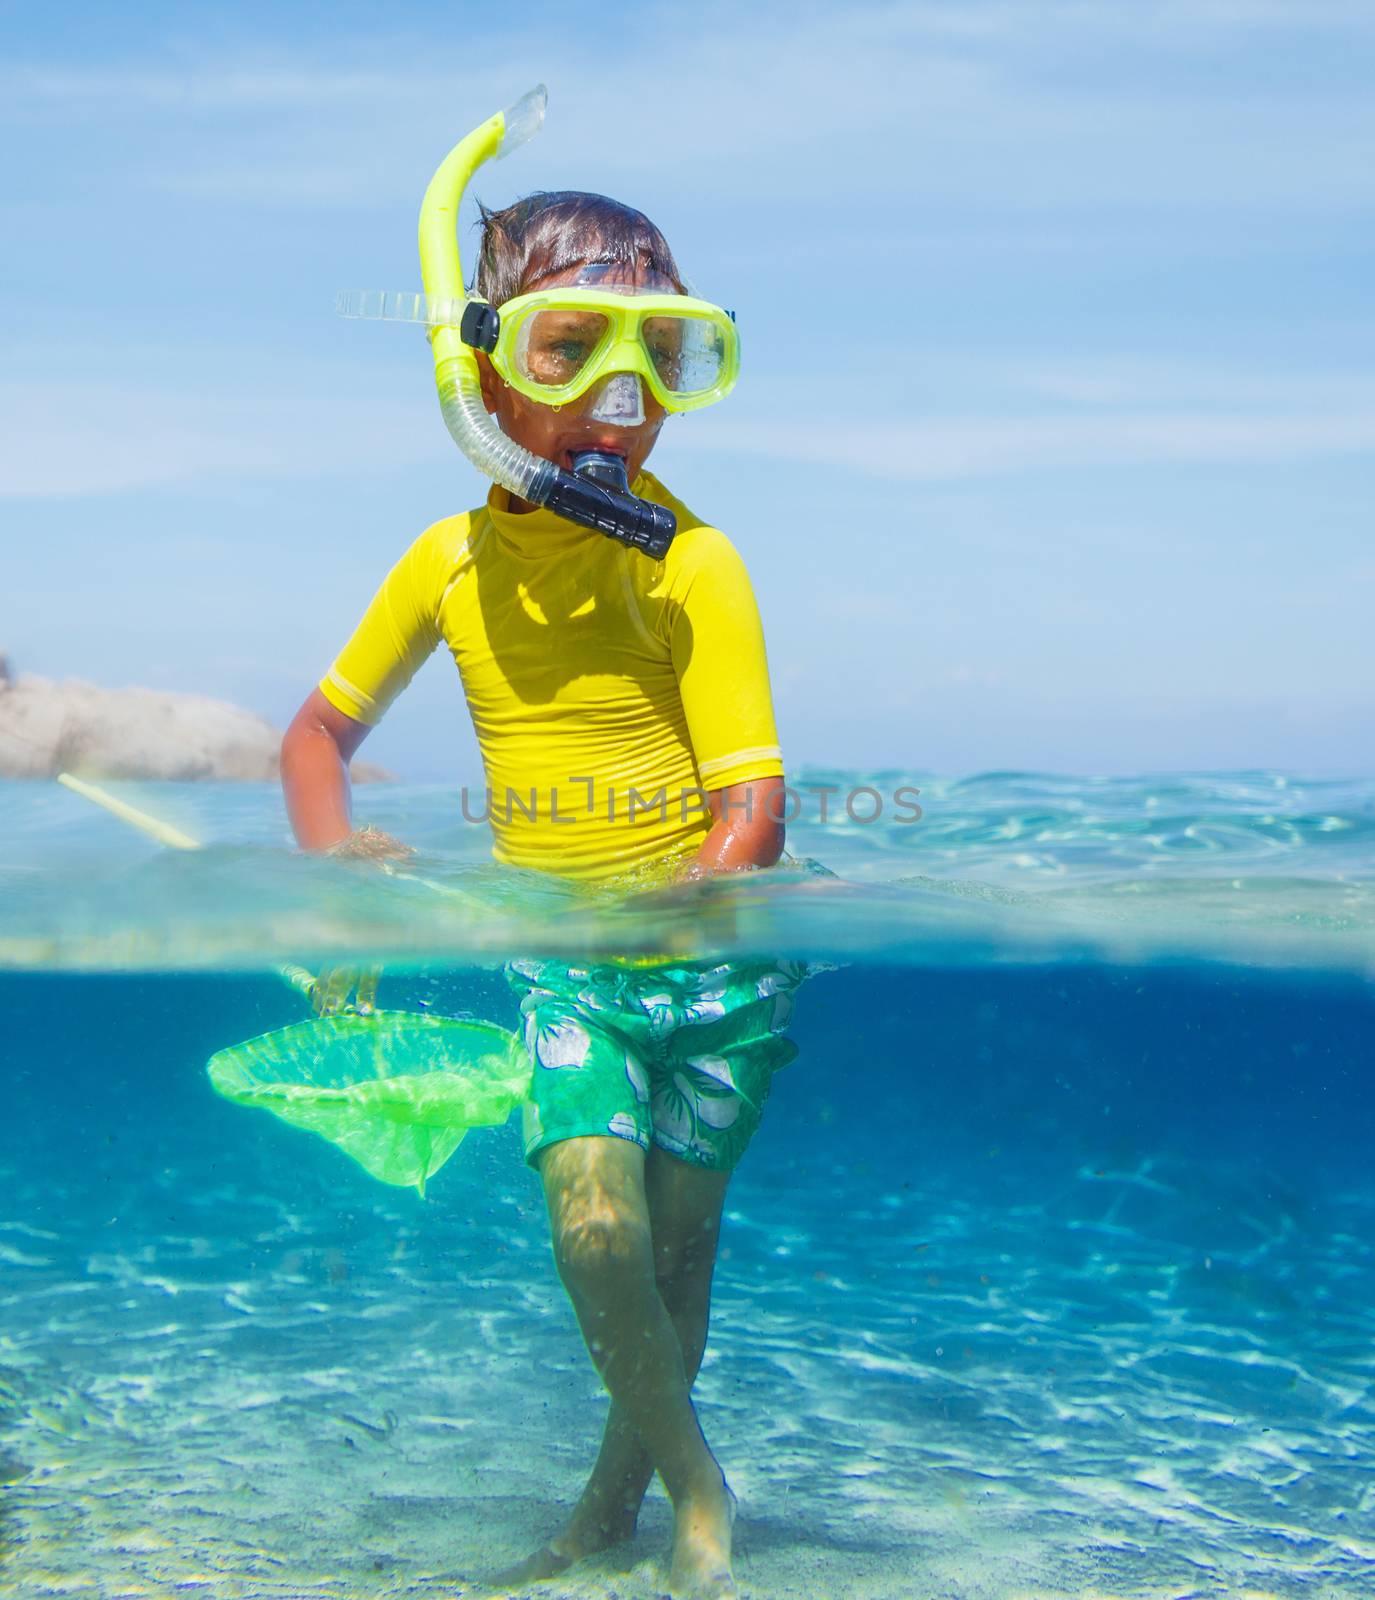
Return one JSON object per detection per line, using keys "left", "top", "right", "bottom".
{"left": 4, "top": 0, "right": 1373, "bottom": 778}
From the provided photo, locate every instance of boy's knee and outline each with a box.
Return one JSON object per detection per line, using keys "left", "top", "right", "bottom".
{"left": 554, "top": 1209, "right": 651, "bottom": 1293}
{"left": 653, "top": 1219, "right": 720, "bottom": 1298}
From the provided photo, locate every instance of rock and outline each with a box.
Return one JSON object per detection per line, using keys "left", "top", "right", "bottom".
{"left": 0, "top": 665, "right": 394, "bottom": 783}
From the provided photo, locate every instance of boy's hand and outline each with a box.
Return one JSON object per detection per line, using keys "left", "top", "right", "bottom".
{"left": 325, "top": 825, "right": 415, "bottom": 863}
{"left": 310, "top": 965, "right": 382, "bottom": 1017}
{"left": 309, "top": 825, "right": 406, "bottom": 1018}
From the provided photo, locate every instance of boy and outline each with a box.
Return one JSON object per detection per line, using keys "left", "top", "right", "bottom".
{"left": 281, "top": 190, "right": 803, "bottom": 1600}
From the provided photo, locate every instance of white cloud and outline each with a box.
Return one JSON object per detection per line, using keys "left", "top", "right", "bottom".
{"left": 5, "top": 382, "right": 1369, "bottom": 502}
{"left": 2, "top": 1, "right": 1372, "bottom": 211}
{"left": 685, "top": 409, "right": 1375, "bottom": 480}
{"left": 2, "top": 65, "right": 421, "bottom": 111}
{"left": 6, "top": 1, "right": 1373, "bottom": 120}
{"left": 5, "top": 349, "right": 1372, "bottom": 500}
{"left": 992, "top": 362, "right": 1375, "bottom": 411}
{"left": 0, "top": 377, "right": 444, "bottom": 500}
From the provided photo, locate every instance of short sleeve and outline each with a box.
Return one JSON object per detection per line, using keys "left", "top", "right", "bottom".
{"left": 666, "top": 527, "right": 784, "bottom": 789}
{"left": 317, "top": 522, "right": 455, "bottom": 725}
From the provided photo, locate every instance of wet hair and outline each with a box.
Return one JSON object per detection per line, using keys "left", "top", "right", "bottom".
{"left": 473, "top": 190, "right": 686, "bottom": 305}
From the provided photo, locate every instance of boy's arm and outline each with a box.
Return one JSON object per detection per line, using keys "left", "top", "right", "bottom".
{"left": 686, "top": 776, "right": 786, "bottom": 877}
{"left": 281, "top": 690, "right": 410, "bottom": 859}
{"left": 281, "top": 689, "right": 406, "bottom": 1017}
{"left": 281, "top": 688, "right": 371, "bottom": 851}
{"left": 666, "top": 527, "right": 787, "bottom": 877}
{"left": 283, "top": 523, "right": 450, "bottom": 854}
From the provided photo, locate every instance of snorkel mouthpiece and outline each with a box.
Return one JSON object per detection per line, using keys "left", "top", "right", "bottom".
{"left": 561, "top": 451, "right": 675, "bottom": 559}
{"left": 570, "top": 451, "right": 631, "bottom": 490}
{"left": 416, "top": 87, "right": 676, "bottom": 558}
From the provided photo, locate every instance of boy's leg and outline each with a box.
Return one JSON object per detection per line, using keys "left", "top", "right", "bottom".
{"left": 565, "top": 1147, "right": 730, "bottom": 1536}
{"left": 492, "top": 1135, "right": 734, "bottom": 1593}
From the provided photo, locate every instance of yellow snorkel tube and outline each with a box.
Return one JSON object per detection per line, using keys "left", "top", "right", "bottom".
{"left": 416, "top": 86, "right": 676, "bottom": 559}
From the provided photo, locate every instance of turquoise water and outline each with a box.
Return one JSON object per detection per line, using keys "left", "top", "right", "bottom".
{"left": 7, "top": 769, "right": 1375, "bottom": 971}
{"left": 2, "top": 770, "right": 1373, "bottom": 1597}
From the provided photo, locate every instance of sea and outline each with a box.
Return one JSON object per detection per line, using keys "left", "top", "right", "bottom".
{"left": 1, "top": 768, "right": 1372, "bottom": 1599}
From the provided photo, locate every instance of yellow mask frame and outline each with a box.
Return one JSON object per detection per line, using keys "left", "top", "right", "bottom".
{"left": 460, "top": 287, "right": 740, "bottom": 414}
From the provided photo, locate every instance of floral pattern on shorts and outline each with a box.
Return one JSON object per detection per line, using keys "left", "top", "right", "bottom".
{"left": 505, "top": 957, "right": 815, "bottom": 1172}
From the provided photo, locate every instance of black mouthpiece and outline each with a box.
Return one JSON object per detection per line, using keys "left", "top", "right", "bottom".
{"left": 537, "top": 451, "right": 675, "bottom": 559}
{"left": 572, "top": 450, "right": 632, "bottom": 490}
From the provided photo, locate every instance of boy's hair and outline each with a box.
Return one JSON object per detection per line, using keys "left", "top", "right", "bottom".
{"left": 473, "top": 190, "right": 686, "bottom": 305}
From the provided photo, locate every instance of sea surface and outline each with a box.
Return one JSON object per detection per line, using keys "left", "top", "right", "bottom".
{"left": 2, "top": 769, "right": 1373, "bottom": 1598}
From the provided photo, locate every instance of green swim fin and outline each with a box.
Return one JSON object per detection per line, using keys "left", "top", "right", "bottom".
{"left": 207, "top": 1011, "right": 531, "bottom": 1195}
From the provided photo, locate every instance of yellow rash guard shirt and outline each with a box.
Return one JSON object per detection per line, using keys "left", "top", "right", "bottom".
{"left": 318, "top": 471, "right": 784, "bottom": 882}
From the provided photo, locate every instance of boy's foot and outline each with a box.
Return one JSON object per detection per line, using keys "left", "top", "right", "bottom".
{"left": 487, "top": 1502, "right": 639, "bottom": 1588}
{"left": 666, "top": 1474, "right": 738, "bottom": 1599}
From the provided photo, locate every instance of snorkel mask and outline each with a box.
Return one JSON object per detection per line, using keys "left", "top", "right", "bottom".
{"left": 338, "top": 86, "right": 740, "bottom": 560}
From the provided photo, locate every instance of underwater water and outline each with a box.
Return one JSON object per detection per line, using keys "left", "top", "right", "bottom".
{"left": 2, "top": 770, "right": 1373, "bottom": 1599}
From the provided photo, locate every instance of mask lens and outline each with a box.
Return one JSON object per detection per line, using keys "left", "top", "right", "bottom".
{"left": 642, "top": 315, "right": 727, "bottom": 397}
{"left": 516, "top": 308, "right": 610, "bottom": 388}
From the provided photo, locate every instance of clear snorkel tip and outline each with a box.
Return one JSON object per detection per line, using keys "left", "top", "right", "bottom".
{"left": 496, "top": 85, "right": 546, "bottom": 160}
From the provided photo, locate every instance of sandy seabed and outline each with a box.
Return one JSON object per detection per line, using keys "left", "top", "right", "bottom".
{"left": 2, "top": 1108, "right": 1372, "bottom": 1600}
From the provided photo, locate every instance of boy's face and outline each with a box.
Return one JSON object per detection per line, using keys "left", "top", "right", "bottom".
{"left": 476, "top": 261, "right": 674, "bottom": 490}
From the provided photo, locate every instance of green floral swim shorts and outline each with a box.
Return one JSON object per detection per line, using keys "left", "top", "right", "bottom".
{"left": 504, "top": 956, "right": 812, "bottom": 1172}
